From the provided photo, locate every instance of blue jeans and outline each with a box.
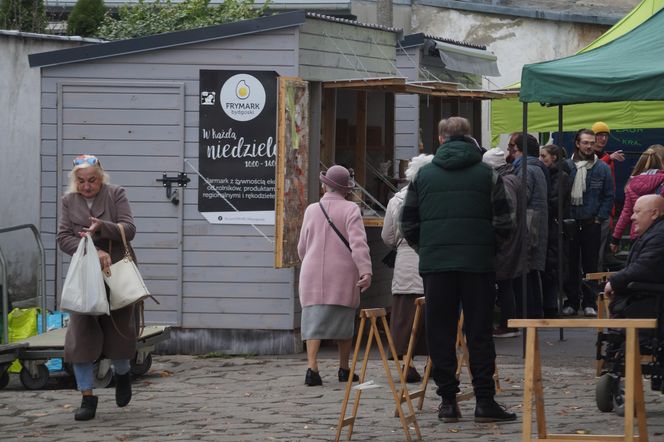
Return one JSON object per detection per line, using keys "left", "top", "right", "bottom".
{"left": 73, "top": 359, "right": 130, "bottom": 392}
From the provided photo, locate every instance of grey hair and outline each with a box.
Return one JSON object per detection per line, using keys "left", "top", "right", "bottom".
{"left": 405, "top": 154, "right": 434, "bottom": 181}
{"left": 67, "top": 163, "right": 110, "bottom": 194}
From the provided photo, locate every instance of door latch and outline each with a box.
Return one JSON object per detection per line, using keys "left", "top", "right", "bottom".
{"left": 156, "top": 172, "right": 191, "bottom": 204}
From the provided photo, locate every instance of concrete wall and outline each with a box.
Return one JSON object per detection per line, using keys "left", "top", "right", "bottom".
{"left": 0, "top": 35, "right": 85, "bottom": 306}
{"left": 410, "top": 7, "right": 608, "bottom": 146}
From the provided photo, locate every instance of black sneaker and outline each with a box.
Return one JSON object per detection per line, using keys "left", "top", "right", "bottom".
{"left": 74, "top": 395, "right": 98, "bottom": 421}
{"left": 338, "top": 367, "right": 359, "bottom": 382}
{"left": 304, "top": 368, "right": 322, "bottom": 386}
{"left": 474, "top": 399, "right": 517, "bottom": 423}
{"left": 437, "top": 397, "right": 461, "bottom": 423}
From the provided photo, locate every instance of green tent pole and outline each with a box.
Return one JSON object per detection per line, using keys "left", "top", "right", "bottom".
{"left": 558, "top": 105, "right": 565, "bottom": 342}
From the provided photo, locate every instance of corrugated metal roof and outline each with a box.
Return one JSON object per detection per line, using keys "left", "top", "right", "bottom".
{"left": 305, "top": 12, "right": 401, "bottom": 33}
{"left": 0, "top": 30, "right": 104, "bottom": 43}
{"left": 417, "top": 0, "right": 640, "bottom": 25}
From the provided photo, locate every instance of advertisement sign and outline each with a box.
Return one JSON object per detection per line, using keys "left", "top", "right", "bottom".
{"left": 198, "top": 70, "right": 278, "bottom": 224}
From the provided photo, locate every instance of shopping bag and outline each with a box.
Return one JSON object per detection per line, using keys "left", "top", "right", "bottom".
{"left": 103, "top": 224, "right": 150, "bottom": 310}
{"left": 60, "top": 235, "right": 109, "bottom": 315}
{"left": 8, "top": 307, "right": 39, "bottom": 373}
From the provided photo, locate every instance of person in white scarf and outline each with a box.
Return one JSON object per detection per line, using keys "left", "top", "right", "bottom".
{"left": 571, "top": 135, "right": 598, "bottom": 206}
{"left": 563, "top": 129, "right": 614, "bottom": 318}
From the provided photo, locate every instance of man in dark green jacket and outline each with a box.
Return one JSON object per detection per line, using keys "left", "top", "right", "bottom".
{"left": 400, "top": 117, "right": 516, "bottom": 423}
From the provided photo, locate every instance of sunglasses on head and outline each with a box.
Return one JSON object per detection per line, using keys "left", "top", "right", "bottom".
{"left": 73, "top": 155, "right": 100, "bottom": 167}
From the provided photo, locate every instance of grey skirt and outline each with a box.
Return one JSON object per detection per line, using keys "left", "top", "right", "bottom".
{"left": 301, "top": 305, "right": 355, "bottom": 340}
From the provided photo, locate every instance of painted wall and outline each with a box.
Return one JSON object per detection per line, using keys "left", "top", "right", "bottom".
{"left": 0, "top": 35, "right": 84, "bottom": 307}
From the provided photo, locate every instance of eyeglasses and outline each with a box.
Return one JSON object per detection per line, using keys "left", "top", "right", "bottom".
{"left": 579, "top": 141, "right": 596, "bottom": 146}
{"left": 73, "top": 155, "right": 100, "bottom": 167}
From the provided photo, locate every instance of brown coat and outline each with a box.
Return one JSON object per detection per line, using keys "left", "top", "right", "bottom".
{"left": 57, "top": 184, "right": 138, "bottom": 363}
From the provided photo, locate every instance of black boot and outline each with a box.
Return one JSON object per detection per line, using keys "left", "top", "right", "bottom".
{"left": 437, "top": 396, "right": 461, "bottom": 422}
{"left": 74, "top": 395, "right": 98, "bottom": 421}
{"left": 474, "top": 398, "right": 517, "bottom": 423}
{"left": 115, "top": 373, "right": 132, "bottom": 407}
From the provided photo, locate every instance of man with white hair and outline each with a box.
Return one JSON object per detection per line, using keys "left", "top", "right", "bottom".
{"left": 604, "top": 194, "right": 664, "bottom": 301}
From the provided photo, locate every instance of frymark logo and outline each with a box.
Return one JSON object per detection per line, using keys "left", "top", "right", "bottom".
{"left": 220, "top": 74, "right": 266, "bottom": 122}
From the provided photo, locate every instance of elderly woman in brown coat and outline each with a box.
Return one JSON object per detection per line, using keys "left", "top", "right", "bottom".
{"left": 57, "top": 155, "right": 138, "bottom": 421}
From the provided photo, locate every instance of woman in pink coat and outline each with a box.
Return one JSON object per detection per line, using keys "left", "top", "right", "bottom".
{"left": 610, "top": 145, "right": 664, "bottom": 252}
{"left": 297, "top": 165, "right": 372, "bottom": 386}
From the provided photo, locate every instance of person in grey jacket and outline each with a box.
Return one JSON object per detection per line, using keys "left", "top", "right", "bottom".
{"left": 510, "top": 134, "right": 549, "bottom": 319}
{"left": 563, "top": 129, "right": 614, "bottom": 317}
{"left": 381, "top": 154, "right": 433, "bottom": 382}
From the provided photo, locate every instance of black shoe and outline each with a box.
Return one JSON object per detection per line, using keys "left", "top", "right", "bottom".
{"left": 437, "top": 397, "right": 461, "bottom": 423}
{"left": 74, "top": 395, "right": 98, "bottom": 421}
{"left": 474, "top": 399, "right": 517, "bottom": 423}
{"left": 305, "top": 368, "right": 322, "bottom": 386}
{"left": 338, "top": 367, "right": 359, "bottom": 382}
{"left": 115, "top": 372, "right": 132, "bottom": 407}
{"left": 405, "top": 366, "right": 422, "bottom": 383}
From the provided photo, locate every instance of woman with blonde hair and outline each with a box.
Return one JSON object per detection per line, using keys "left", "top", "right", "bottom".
{"left": 58, "top": 155, "right": 139, "bottom": 420}
{"left": 610, "top": 145, "right": 664, "bottom": 252}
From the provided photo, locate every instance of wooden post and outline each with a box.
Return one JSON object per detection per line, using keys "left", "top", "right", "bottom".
{"left": 321, "top": 88, "right": 336, "bottom": 168}
{"left": 355, "top": 91, "right": 367, "bottom": 189}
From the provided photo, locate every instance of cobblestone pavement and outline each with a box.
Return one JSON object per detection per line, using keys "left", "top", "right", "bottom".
{"left": 1, "top": 329, "right": 663, "bottom": 441}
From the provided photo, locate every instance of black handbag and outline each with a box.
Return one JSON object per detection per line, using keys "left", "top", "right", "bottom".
{"left": 381, "top": 239, "right": 403, "bottom": 268}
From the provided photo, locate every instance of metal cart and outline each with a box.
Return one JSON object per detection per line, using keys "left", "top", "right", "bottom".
{"left": 0, "top": 224, "right": 171, "bottom": 390}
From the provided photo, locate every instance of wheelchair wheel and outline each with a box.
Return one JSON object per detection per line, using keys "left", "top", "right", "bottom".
{"left": 596, "top": 373, "right": 617, "bottom": 412}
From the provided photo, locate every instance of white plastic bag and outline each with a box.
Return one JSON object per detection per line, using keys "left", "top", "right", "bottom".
{"left": 60, "top": 235, "right": 110, "bottom": 315}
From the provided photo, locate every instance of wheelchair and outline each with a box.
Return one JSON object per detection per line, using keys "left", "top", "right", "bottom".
{"left": 595, "top": 282, "right": 664, "bottom": 416}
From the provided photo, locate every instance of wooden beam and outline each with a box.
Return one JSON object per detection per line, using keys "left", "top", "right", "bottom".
{"left": 323, "top": 77, "right": 407, "bottom": 89}
{"left": 384, "top": 92, "right": 395, "bottom": 173}
{"left": 321, "top": 87, "right": 336, "bottom": 168}
{"left": 355, "top": 91, "right": 367, "bottom": 189}
{"left": 508, "top": 319, "right": 657, "bottom": 329}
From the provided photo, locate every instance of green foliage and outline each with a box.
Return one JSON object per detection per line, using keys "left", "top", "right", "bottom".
{"left": 97, "top": 0, "right": 269, "bottom": 41}
{"left": 67, "top": 0, "right": 106, "bottom": 37}
{"left": 0, "top": 0, "right": 47, "bottom": 33}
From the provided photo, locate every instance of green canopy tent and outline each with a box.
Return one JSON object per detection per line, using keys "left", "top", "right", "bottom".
{"left": 491, "top": 0, "right": 664, "bottom": 144}
{"left": 515, "top": 6, "right": 664, "bottom": 337}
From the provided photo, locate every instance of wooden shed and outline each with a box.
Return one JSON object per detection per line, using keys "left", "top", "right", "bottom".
{"left": 29, "top": 11, "right": 404, "bottom": 354}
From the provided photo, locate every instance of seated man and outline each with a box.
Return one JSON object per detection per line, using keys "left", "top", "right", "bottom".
{"left": 604, "top": 194, "right": 664, "bottom": 312}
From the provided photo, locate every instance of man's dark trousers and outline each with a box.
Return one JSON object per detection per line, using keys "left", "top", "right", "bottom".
{"left": 564, "top": 221, "right": 601, "bottom": 310}
{"left": 423, "top": 271, "right": 496, "bottom": 400}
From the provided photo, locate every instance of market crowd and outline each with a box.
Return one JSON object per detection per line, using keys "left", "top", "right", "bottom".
{"left": 297, "top": 116, "right": 664, "bottom": 423}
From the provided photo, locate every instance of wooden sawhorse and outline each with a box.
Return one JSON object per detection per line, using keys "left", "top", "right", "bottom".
{"left": 399, "top": 298, "right": 501, "bottom": 410}
{"left": 335, "top": 308, "right": 421, "bottom": 441}
{"left": 508, "top": 318, "right": 656, "bottom": 442}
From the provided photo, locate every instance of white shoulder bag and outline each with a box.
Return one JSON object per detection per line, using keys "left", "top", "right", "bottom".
{"left": 103, "top": 224, "right": 151, "bottom": 310}
{"left": 60, "top": 235, "right": 110, "bottom": 315}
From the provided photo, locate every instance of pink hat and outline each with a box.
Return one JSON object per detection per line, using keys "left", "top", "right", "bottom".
{"left": 320, "top": 165, "right": 355, "bottom": 192}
